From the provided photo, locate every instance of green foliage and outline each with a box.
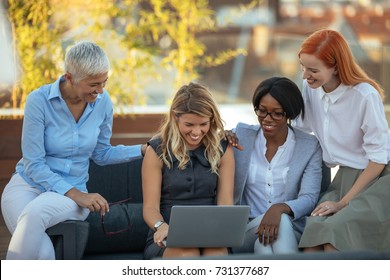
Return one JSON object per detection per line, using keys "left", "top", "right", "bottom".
{"left": 4, "top": 0, "right": 252, "bottom": 114}
{"left": 72, "top": 0, "right": 161, "bottom": 110}
{"left": 69, "top": 0, "right": 247, "bottom": 109}
{"left": 143, "top": 0, "right": 247, "bottom": 89}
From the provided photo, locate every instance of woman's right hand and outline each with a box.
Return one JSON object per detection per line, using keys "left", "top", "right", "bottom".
{"left": 65, "top": 188, "right": 109, "bottom": 215}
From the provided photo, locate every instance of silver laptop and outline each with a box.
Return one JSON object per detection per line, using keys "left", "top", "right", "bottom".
{"left": 165, "top": 205, "right": 250, "bottom": 248}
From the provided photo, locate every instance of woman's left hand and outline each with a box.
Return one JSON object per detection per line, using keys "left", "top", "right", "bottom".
{"left": 256, "top": 206, "right": 282, "bottom": 246}
{"left": 65, "top": 188, "right": 109, "bottom": 216}
{"left": 311, "top": 201, "right": 342, "bottom": 216}
{"left": 154, "top": 223, "right": 169, "bottom": 248}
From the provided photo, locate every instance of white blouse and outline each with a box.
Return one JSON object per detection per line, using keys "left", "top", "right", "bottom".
{"left": 242, "top": 127, "right": 296, "bottom": 218}
{"left": 294, "top": 80, "right": 389, "bottom": 169}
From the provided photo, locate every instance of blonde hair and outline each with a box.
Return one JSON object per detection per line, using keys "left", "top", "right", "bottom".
{"left": 159, "top": 83, "right": 225, "bottom": 174}
{"left": 299, "top": 29, "right": 384, "bottom": 99}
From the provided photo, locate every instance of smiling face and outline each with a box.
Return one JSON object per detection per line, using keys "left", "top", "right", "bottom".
{"left": 299, "top": 53, "right": 340, "bottom": 93}
{"left": 257, "top": 93, "right": 288, "bottom": 140}
{"left": 176, "top": 113, "right": 211, "bottom": 150}
{"left": 66, "top": 72, "right": 108, "bottom": 103}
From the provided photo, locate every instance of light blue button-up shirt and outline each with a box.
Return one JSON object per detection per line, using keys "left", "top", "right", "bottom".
{"left": 15, "top": 76, "right": 142, "bottom": 195}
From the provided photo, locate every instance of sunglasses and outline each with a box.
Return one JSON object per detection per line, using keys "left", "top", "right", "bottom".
{"left": 100, "top": 197, "right": 132, "bottom": 236}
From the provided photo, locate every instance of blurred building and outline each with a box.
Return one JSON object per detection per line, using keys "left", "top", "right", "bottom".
{"left": 198, "top": 0, "right": 390, "bottom": 109}
{"left": 1, "top": 0, "right": 389, "bottom": 124}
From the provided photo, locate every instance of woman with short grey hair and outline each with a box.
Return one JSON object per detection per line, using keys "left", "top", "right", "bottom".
{"left": 1, "top": 41, "right": 146, "bottom": 259}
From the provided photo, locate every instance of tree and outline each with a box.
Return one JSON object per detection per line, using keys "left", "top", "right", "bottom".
{"left": 140, "top": 0, "right": 246, "bottom": 91}
{"left": 4, "top": 0, "right": 250, "bottom": 112}
{"left": 84, "top": 0, "right": 247, "bottom": 106}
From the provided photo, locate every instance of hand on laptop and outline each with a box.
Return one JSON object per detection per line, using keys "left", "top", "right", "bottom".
{"left": 154, "top": 223, "right": 169, "bottom": 248}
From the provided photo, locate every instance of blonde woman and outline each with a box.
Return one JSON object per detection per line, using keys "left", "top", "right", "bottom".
{"left": 142, "top": 82, "right": 235, "bottom": 259}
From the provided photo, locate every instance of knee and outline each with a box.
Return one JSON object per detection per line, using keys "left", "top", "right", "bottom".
{"left": 17, "top": 209, "right": 46, "bottom": 229}
{"left": 163, "top": 248, "right": 200, "bottom": 258}
{"left": 280, "top": 213, "right": 292, "bottom": 224}
{"left": 324, "top": 243, "right": 338, "bottom": 251}
{"left": 181, "top": 248, "right": 201, "bottom": 257}
{"left": 279, "top": 214, "right": 296, "bottom": 233}
{"left": 202, "top": 247, "right": 228, "bottom": 256}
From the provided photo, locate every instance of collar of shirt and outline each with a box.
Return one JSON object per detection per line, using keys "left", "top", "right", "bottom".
{"left": 319, "top": 83, "right": 349, "bottom": 104}
{"left": 259, "top": 126, "right": 295, "bottom": 165}
{"left": 47, "top": 75, "right": 102, "bottom": 109}
{"left": 243, "top": 126, "right": 296, "bottom": 217}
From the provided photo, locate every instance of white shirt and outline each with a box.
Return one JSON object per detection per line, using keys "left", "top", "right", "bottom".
{"left": 294, "top": 80, "right": 389, "bottom": 169}
{"left": 242, "top": 127, "right": 296, "bottom": 218}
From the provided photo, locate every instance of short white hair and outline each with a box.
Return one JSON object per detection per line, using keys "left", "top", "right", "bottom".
{"left": 64, "top": 41, "right": 110, "bottom": 82}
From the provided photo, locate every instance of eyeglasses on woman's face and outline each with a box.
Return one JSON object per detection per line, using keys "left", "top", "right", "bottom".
{"left": 254, "top": 108, "right": 286, "bottom": 121}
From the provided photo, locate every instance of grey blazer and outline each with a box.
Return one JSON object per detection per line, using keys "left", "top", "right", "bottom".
{"left": 233, "top": 122, "right": 323, "bottom": 232}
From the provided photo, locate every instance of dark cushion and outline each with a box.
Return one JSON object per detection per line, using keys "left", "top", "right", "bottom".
{"left": 320, "top": 161, "right": 331, "bottom": 195}
{"left": 84, "top": 203, "right": 149, "bottom": 254}
{"left": 83, "top": 158, "right": 148, "bottom": 256}
{"left": 47, "top": 220, "right": 90, "bottom": 260}
{"left": 87, "top": 159, "right": 144, "bottom": 203}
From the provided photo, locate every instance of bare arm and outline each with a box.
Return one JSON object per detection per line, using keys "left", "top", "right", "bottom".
{"left": 141, "top": 145, "right": 168, "bottom": 246}
{"left": 142, "top": 145, "right": 164, "bottom": 228}
{"left": 340, "top": 161, "right": 385, "bottom": 205}
{"left": 216, "top": 145, "right": 235, "bottom": 205}
{"left": 313, "top": 161, "right": 385, "bottom": 216}
{"left": 65, "top": 188, "right": 109, "bottom": 216}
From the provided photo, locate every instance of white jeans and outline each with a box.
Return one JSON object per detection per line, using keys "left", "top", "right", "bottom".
{"left": 1, "top": 174, "right": 89, "bottom": 260}
{"left": 233, "top": 213, "right": 299, "bottom": 254}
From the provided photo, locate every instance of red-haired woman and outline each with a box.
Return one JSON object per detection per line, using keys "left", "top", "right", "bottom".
{"left": 295, "top": 29, "right": 390, "bottom": 252}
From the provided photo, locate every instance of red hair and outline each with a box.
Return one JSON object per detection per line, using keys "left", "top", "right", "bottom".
{"left": 298, "top": 29, "right": 384, "bottom": 99}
